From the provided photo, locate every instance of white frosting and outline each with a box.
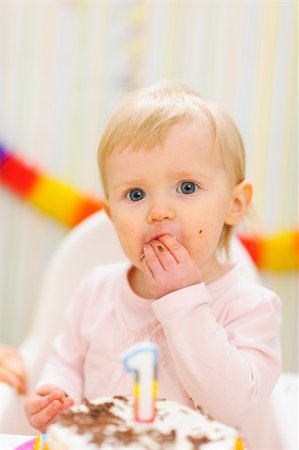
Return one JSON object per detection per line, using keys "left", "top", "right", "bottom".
{"left": 46, "top": 396, "right": 242, "bottom": 450}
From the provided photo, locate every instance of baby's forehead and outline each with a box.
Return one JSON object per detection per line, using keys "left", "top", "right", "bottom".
{"left": 108, "top": 122, "right": 222, "bottom": 175}
{"left": 114, "top": 117, "right": 214, "bottom": 154}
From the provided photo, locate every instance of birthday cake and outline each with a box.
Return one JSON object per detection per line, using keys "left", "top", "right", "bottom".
{"left": 45, "top": 395, "right": 244, "bottom": 450}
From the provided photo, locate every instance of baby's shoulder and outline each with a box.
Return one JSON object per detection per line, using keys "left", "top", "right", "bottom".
{"left": 234, "top": 270, "right": 279, "bottom": 301}
{"left": 67, "top": 262, "right": 130, "bottom": 320}
{"left": 217, "top": 268, "right": 281, "bottom": 317}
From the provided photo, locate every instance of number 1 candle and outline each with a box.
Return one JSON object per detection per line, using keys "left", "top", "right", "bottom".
{"left": 122, "top": 342, "right": 159, "bottom": 423}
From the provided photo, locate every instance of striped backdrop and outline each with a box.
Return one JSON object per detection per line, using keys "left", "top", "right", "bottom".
{"left": 0, "top": 1, "right": 297, "bottom": 371}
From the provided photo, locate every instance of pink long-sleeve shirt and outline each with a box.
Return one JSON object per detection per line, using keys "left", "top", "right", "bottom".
{"left": 38, "top": 261, "right": 281, "bottom": 442}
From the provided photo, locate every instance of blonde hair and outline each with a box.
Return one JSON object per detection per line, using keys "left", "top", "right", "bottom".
{"left": 98, "top": 80, "right": 246, "bottom": 250}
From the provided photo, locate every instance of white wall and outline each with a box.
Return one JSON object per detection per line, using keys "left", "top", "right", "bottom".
{"left": 0, "top": 1, "right": 297, "bottom": 371}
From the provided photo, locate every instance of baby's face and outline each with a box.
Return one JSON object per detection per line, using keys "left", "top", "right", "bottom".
{"left": 104, "top": 122, "right": 236, "bottom": 276}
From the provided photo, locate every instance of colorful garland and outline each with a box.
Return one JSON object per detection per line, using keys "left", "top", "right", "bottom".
{"left": 0, "top": 144, "right": 103, "bottom": 227}
{"left": 238, "top": 232, "right": 298, "bottom": 272}
{"left": 0, "top": 143, "right": 298, "bottom": 271}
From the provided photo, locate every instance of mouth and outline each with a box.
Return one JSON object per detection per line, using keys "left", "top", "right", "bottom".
{"left": 140, "top": 234, "right": 166, "bottom": 262}
{"left": 145, "top": 233, "right": 167, "bottom": 244}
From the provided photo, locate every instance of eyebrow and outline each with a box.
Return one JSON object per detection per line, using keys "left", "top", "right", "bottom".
{"left": 167, "top": 170, "right": 209, "bottom": 180}
{"left": 110, "top": 179, "right": 146, "bottom": 190}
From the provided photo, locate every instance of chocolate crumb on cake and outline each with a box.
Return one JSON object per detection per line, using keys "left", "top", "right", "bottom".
{"left": 46, "top": 395, "right": 245, "bottom": 449}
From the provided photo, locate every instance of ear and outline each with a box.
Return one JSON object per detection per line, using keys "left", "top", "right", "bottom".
{"left": 225, "top": 180, "right": 253, "bottom": 226}
{"left": 101, "top": 197, "right": 111, "bottom": 218}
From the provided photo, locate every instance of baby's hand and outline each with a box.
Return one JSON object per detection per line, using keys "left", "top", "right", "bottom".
{"left": 0, "top": 345, "right": 27, "bottom": 394}
{"left": 24, "top": 384, "right": 74, "bottom": 432}
{"left": 141, "top": 235, "right": 202, "bottom": 298}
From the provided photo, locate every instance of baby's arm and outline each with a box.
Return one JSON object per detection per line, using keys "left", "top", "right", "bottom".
{"left": 144, "top": 236, "right": 281, "bottom": 426}
{"left": 25, "top": 384, "right": 74, "bottom": 432}
{"left": 0, "top": 344, "right": 27, "bottom": 394}
{"left": 157, "top": 289, "right": 281, "bottom": 426}
{"left": 28, "top": 273, "right": 96, "bottom": 432}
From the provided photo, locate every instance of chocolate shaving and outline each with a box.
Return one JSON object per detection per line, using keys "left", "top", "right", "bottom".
{"left": 55, "top": 399, "right": 124, "bottom": 437}
{"left": 187, "top": 435, "right": 211, "bottom": 449}
{"left": 113, "top": 395, "right": 129, "bottom": 403}
{"left": 146, "top": 429, "right": 176, "bottom": 443}
{"left": 111, "top": 428, "right": 140, "bottom": 445}
{"left": 178, "top": 407, "right": 189, "bottom": 414}
{"left": 196, "top": 404, "right": 214, "bottom": 421}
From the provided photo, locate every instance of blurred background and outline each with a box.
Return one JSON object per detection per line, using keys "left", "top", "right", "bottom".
{"left": 0, "top": 1, "right": 297, "bottom": 372}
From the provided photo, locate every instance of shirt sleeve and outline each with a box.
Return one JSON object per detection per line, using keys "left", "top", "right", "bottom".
{"left": 37, "top": 273, "right": 94, "bottom": 403}
{"left": 151, "top": 281, "right": 282, "bottom": 427}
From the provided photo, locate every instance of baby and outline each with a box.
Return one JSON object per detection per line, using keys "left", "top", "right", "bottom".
{"left": 25, "top": 81, "right": 281, "bottom": 445}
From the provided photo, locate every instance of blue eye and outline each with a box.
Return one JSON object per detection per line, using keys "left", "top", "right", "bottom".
{"left": 126, "top": 188, "right": 145, "bottom": 202}
{"left": 177, "top": 181, "right": 198, "bottom": 195}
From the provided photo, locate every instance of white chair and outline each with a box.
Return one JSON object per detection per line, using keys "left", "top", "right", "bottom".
{"left": 246, "top": 372, "right": 298, "bottom": 450}
{"left": 0, "top": 210, "right": 296, "bottom": 449}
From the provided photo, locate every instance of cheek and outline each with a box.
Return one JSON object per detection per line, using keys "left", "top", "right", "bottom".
{"left": 180, "top": 219, "right": 205, "bottom": 253}
{"left": 111, "top": 216, "right": 143, "bottom": 260}
{"left": 198, "top": 218, "right": 225, "bottom": 242}
{"left": 182, "top": 217, "right": 223, "bottom": 254}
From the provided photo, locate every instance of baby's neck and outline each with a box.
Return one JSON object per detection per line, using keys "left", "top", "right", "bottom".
{"left": 128, "top": 266, "right": 155, "bottom": 300}
{"left": 200, "top": 258, "right": 232, "bottom": 284}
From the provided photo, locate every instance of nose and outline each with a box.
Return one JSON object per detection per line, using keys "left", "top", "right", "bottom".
{"left": 146, "top": 201, "right": 175, "bottom": 223}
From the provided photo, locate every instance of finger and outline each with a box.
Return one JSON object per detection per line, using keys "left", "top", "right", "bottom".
{"left": 150, "top": 239, "right": 178, "bottom": 269}
{"left": 12, "top": 372, "right": 27, "bottom": 395}
{"left": 25, "top": 392, "right": 64, "bottom": 416}
{"left": 3, "top": 359, "right": 25, "bottom": 378}
{"left": 36, "top": 397, "right": 74, "bottom": 432}
{"left": 16, "top": 372, "right": 27, "bottom": 395}
{"left": 17, "top": 380, "right": 27, "bottom": 395}
{"left": 30, "top": 399, "right": 64, "bottom": 432}
{"left": 0, "top": 348, "right": 26, "bottom": 382}
{"left": 159, "top": 235, "right": 189, "bottom": 263}
{"left": 36, "top": 384, "right": 66, "bottom": 398}
{"left": 4, "top": 360, "right": 27, "bottom": 387}
{"left": 140, "top": 253, "right": 154, "bottom": 280}
{"left": 61, "top": 396, "right": 75, "bottom": 410}
{"left": 143, "top": 243, "right": 165, "bottom": 274}
{"left": 0, "top": 367, "right": 21, "bottom": 389}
